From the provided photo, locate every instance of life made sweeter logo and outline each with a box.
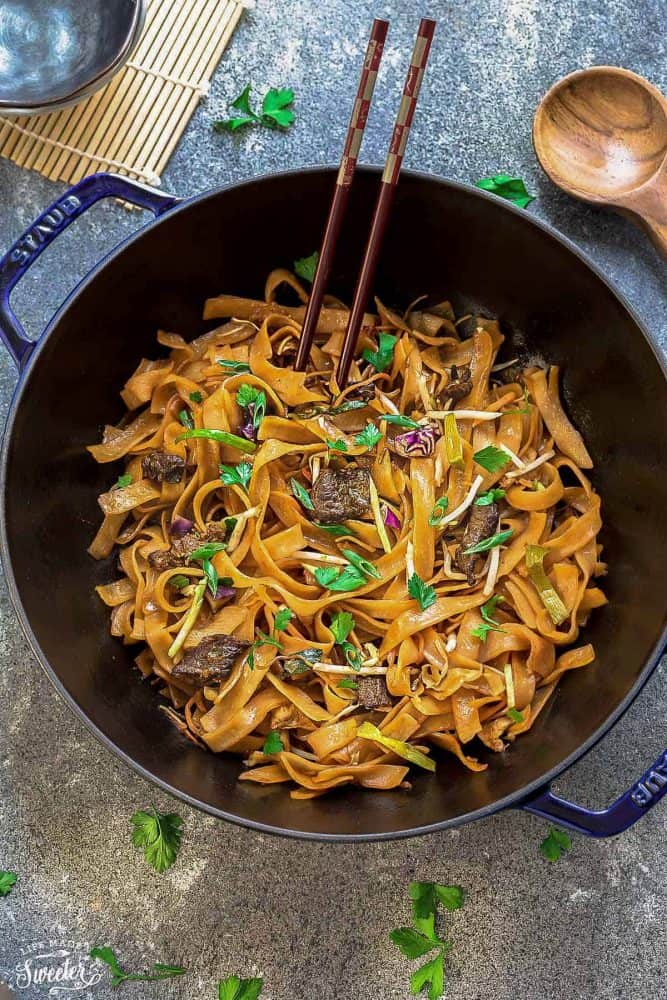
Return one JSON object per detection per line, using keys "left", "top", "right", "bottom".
{"left": 7, "top": 938, "right": 103, "bottom": 995}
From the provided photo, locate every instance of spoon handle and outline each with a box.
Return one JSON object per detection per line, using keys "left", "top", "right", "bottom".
{"left": 617, "top": 172, "right": 667, "bottom": 261}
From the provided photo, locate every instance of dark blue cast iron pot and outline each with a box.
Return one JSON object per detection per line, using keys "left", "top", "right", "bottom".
{"left": 0, "top": 169, "right": 665, "bottom": 840}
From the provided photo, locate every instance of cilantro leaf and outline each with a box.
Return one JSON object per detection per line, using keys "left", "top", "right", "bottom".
{"left": 236, "top": 385, "right": 266, "bottom": 430}
{"left": 326, "top": 438, "right": 349, "bottom": 452}
{"left": 314, "top": 564, "right": 367, "bottom": 591}
{"left": 0, "top": 870, "right": 17, "bottom": 896}
{"left": 178, "top": 408, "right": 194, "bottom": 430}
{"left": 262, "top": 730, "right": 284, "bottom": 755}
{"left": 380, "top": 413, "right": 421, "bottom": 429}
{"left": 294, "top": 251, "right": 319, "bottom": 283}
{"left": 539, "top": 826, "right": 572, "bottom": 862}
{"left": 410, "top": 952, "right": 447, "bottom": 1000}
{"left": 475, "top": 174, "right": 535, "bottom": 208}
{"left": 261, "top": 87, "right": 295, "bottom": 128}
{"left": 505, "top": 386, "right": 531, "bottom": 414}
{"left": 389, "top": 927, "right": 439, "bottom": 960}
{"left": 463, "top": 528, "right": 514, "bottom": 555}
{"left": 213, "top": 84, "right": 259, "bottom": 132}
{"left": 472, "top": 445, "right": 511, "bottom": 473}
{"left": 337, "top": 677, "right": 358, "bottom": 690}
{"left": 433, "top": 885, "right": 464, "bottom": 911}
{"left": 363, "top": 331, "right": 397, "bottom": 372}
{"left": 90, "top": 946, "right": 185, "bottom": 987}
{"left": 218, "top": 359, "right": 251, "bottom": 373}
{"left": 470, "top": 594, "right": 506, "bottom": 637}
{"left": 220, "top": 462, "right": 253, "bottom": 490}
{"left": 274, "top": 606, "right": 293, "bottom": 633}
{"left": 507, "top": 707, "right": 524, "bottom": 723}
{"left": 475, "top": 488, "right": 505, "bottom": 506}
{"left": 329, "top": 611, "right": 355, "bottom": 644}
{"left": 428, "top": 497, "right": 449, "bottom": 527}
{"left": 290, "top": 477, "right": 314, "bottom": 510}
{"left": 130, "top": 808, "right": 183, "bottom": 873}
{"left": 219, "top": 977, "right": 264, "bottom": 1000}
{"left": 189, "top": 391, "right": 203, "bottom": 404}
{"left": 355, "top": 422, "right": 383, "bottom": 450}
{"left": 115, "top": 473, "right": 132, "bottom": 489}
{"left": 231, "top": 84, "right": 254, "bottom": 116}
{"left": 408, "top": 573, "right": 437, "bottom": 611}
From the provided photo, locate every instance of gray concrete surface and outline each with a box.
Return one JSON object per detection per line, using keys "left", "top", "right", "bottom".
{"left": 0, "top": 1, "right": 665, "bottom": 998}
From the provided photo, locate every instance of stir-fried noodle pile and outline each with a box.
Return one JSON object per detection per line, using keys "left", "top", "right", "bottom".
{"left": 89, "top": 270, "right": 606, "bottom": 798}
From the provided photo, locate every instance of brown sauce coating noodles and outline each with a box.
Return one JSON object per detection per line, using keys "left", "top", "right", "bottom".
{"left": 88, "top": 271, "right": 606, "bottom": 798}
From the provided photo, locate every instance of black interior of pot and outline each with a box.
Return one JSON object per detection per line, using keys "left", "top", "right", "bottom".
{"left": 3, "top": 168, "right": 667, "bottom": 838}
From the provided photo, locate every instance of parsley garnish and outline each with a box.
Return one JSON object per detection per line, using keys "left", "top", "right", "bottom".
{"left": 475, "top": 174, "right": 535, "bottom": 208}
{"left": 408, "top": 573, "right": 437, "bottom": 611}
{"left": 218, "top": 976, "right": 264, "bottom": 1000}
{"left": 329, "top": 611, "right": 361, "bottom": 669}
{"left": 463, "top": 528, "right": 514, "bottom": 555}
{"left": 115, "top": 473, "right": 132, "bottom": 489}
{"left": 218, "top": 359, "right": 251, "bottom": 373}
{"left": 314, "top": 564, "right": 366, "bottom": 592}
{"left": 507, "top": 707, "right": 524, "bottom": 723}
{"left": 539, "top": 826, "right": 572, "bottom": 862}
{"left": 337, "top": 677, "right": 358, "bottom": 690}
{"left": 475, "top": 488, "right": 505, "bottom": 506}
{"left": 220, "top": 461, "right": 253, "bottom": 491}
{"left": 290, "top": 477, "right": 314, "bottom": 510}
{"left": 472, "top": 445, "right": 511, "bottom": 473}
{"left": 355, "top": 422, "right": 383, "bottom": 450}
{"left": 0, "top": 870, "right": 17, "bottom": 896}
{"left": 237, "top": 384, "right": 266, "bottom": 430}
{"left": 178, "top": 408, "right": 194, "bottom": 430}
{"left": 326, "top": 438, "right": 349, "bottom": 452}
{"left": 274, "top": 606, "right": 293, "bottom": 632}
{"left": 189, "top": 390, "right": 203, "bottom": 404}
{"left": 130, "top": 808, "right": 183, "bottom": 873}
{"left": 262, "top": 730, "right": 284, "bottom": 755}
{"left": 213, "top": 84, "right": 295, "bottom": 131}
{"left": 389, "top": 881, "right": 463, "bottom": 999}
{"left": 362, "top": 331, "right": 397, "bottom": 372}
{"left": 428, "top": 497, "right": 449, "bottom": 527}
{"left": 470, "top": 595, "right": 506, "bottom": 641}
{"left": 294, "top": 251, "right": 319, "bottom": 283}
{"left": 90, "top": 946, "right": 185, "bottom": 987}
{"left": 380, "top": 413, "right": 421, "bottom": 429}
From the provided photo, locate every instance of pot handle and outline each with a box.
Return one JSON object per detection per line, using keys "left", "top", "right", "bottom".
{"left": 520, "top": 747, "right": 667, "bottom": 836}
{"left": 0, "top": 172, "right": 180, "bottom": 369}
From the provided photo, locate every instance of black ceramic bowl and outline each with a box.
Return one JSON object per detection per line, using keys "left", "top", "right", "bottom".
{"left": 1, "top": 168, "right": 666, "bottom": 840}
{"left": 0, "top": 0, "right": 144, "bottom": 114}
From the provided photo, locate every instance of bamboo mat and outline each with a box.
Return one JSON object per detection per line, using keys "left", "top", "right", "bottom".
{"left": 0, "top": 0, "right": 245, "bottom": 187}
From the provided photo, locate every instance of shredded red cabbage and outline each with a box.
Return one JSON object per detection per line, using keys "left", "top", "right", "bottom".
{"left": 170, "top": 516, "right": 194, "bottom": 537}
{"left": 382, "top": 505, "right": 401, "bottom": 531}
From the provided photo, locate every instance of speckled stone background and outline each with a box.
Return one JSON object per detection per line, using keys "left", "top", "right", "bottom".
{"left": 0, "top": 2, "right": 665, "bottom": 998}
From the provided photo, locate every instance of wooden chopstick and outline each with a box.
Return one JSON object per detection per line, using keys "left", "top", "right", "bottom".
{"left": 336, "top": 17, "right": 436, "bottom": 386}
{"left": 294, "top": 18, "right": 389, "bottom": 372}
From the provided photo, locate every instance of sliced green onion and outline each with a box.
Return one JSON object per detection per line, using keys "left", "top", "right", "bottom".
{"left": 525, "top": 544, "right": 569, "bottom": 625}
{"left": 443, "top": 412, "right": 463, "bottom": 467}
{"left": 341, "top": 547, "right": 381, "bottom": 580}
{"left": 168, "top": 579, "right": 206, "bottom": 658}
{"left": 176, "top": 428, "right": 256, "bottom": 453}
{"left": 357, "top": 722, "right": 435, "bottom": 772}
{"left": 463, "top": 528, "right": 514, "bottom": 555}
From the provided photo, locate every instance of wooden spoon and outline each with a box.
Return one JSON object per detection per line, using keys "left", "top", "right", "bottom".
{"left": 533, "top": 67, "right": 667, "bottom": 258}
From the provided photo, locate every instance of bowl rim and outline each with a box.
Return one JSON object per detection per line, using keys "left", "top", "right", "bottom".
{"left": 2, "top": 164, "right": 666, "bottom": 840}
{"left": 0, "top": 0, "right": 146, "bottom": 115}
